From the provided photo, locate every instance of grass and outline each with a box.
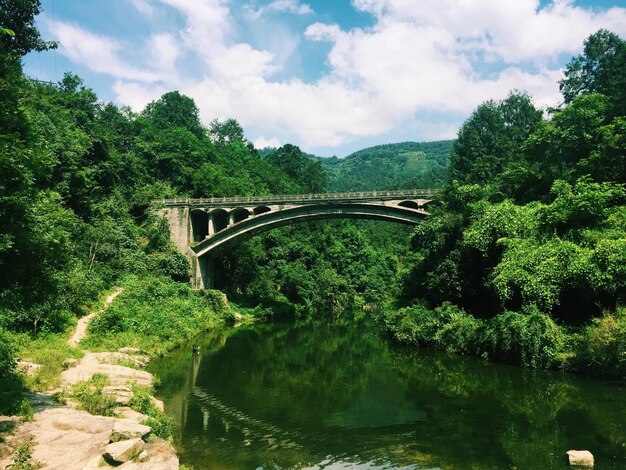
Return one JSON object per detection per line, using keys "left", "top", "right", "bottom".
{"left": 13, "top": 333, "right": 83, "bottom": 392}
{"left": 71, "top": 373, "right": 117, "bottom": 416}
{"left": 82, "top": 275, "right": 230, "bottom": 356}
{"left": 128, "top": 385, "right": 172, "bottom": 439}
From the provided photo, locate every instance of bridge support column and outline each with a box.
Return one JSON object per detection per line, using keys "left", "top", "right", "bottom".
{"left": 192, "top": 255, "right": 214, "bottom": 289}
{"left": 227, "top": 211, "right": 235, "bottom": 227}
{"left": 208, "top": 214, "right": 216, "bottom": 237}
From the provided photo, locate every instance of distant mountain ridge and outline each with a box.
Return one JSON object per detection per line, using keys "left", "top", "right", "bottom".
{"left": 319, "top": 140, "right": 454, "bottom": 192}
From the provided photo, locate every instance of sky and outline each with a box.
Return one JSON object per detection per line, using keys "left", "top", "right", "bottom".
{"left": 23, "top": 0, "right": 626, "bottom": 157}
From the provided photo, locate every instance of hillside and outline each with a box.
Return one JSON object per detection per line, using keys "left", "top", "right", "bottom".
{"left": 320, "top": 140, "right": 454, "bottom": 192}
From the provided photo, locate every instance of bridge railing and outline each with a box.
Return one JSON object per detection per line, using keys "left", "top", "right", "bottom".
{"left": 156, "top": 188, "right": 440, "bottom": 207}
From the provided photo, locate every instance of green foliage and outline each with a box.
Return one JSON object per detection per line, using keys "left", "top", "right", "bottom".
{"left": 481, "top": 311, "right": 566, "bottom": 369}
{"left": 449, "top": 91, "right": 543, "bottom": 194}
{"left": 265, "top": 144, "right": 327, "bottom": 193}
{"left": 574, "top": 307, "right": 626, "bottom": 377}
{"left": 0, "top": 0, "right": 57, "bottom": 56}
{"left": 321, "top": 140, "right": 453, "bottom": 192}
{"left": 85, "top": 275, "right": 227, "bottom": 355}
{"left": 7, "top": 441, "right": 36, "bottom": 470}
{"left": 560, "top": 29, "right": 626, "bottom": 115}
{"left": 129, "top": 385, "right": 172, "bottom": 439}
{"left": 71, "top": 373, "right": 117, "bottom": 416}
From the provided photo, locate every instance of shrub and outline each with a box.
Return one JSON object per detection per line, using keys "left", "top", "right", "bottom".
{"left": 575, "top": 307, "right": 626, "bottom": 376}
{"left": 481, "top": 310, "right": 566, "bottom": 369}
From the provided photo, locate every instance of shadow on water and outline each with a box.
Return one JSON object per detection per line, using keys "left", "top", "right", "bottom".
{"left": 149, "top": 321, "right": 626, "bottom": 470}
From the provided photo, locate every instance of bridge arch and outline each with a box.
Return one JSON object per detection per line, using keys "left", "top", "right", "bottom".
{"left": 253, "top": 205, "right": 272, "bottom": 215}
{"left": 209, "top": 209, "right": 229, "bottom": 234}
{"left": 190, "top": 209, "right": 208, "bottom": 242}
{"left": 193, "top": 202, "right": 428, "bottom": 259}
{"left": 231, "top": 207, "right": 251, "bottom": 224}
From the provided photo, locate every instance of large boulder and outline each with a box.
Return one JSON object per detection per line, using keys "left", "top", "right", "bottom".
{"left": 110, "top": 420, "right": 151, "bottom": 443}
{"left": 567, "top": 450, "right": 594, "bottom": 467}
{"left": 104, "top": 438, "right": 144, "bottom": 464}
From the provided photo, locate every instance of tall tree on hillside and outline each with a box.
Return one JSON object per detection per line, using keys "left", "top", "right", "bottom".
{"left": 448, "top": 91, "right": 543, "bottom": 192}
{"left": 142, "top": 91, "right": 206, "bottom": 139}
{"left": 560, "top": 29, "right": 626, "bottom": 117}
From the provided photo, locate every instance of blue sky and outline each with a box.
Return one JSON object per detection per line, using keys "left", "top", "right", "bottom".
{"left": 24, "top": 0, "right": 626, "bottom": 157}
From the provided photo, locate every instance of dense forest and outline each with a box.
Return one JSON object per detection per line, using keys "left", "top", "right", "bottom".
{"left": 1, "top": 2, "right": 626, "bottom": 414}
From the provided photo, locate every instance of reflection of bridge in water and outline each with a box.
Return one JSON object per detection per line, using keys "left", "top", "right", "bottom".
{"left": 154, "top": 189, "right": 438, "bottom": 288}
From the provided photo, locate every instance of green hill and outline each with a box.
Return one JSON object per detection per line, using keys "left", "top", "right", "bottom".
{"left": 320, "top": 141, "right": 454, "bottom": 192}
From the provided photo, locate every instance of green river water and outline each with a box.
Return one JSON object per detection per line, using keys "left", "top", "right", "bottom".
{"left": 149, "top": 321, "right": 626, "bottom": 469}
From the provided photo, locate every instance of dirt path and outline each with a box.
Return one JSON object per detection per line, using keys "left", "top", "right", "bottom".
{"left": 68, "top": 287, "right": 124, "bottom": 348}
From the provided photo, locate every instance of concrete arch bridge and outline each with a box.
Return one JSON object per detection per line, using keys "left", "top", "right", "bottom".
{"left": 154, "top": 189, "right": 438, "bottom": 288}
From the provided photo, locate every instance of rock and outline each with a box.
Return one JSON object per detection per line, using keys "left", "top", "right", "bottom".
{"left": 151, "top": 397, "right": 164, "bottom": 412}
{"left": 104, "top": 437, "right": 144, "bottom": 464}
{"left": 119, "top": 347, "right": 143, "bottom": 355}
{"left": 567, "top": 450, "right": 594, "bottom": 467}
{"left": 103, "top": 385, "right": 134, "bottom": 405}
{"left": 62, "top": 358, "right": 79, "bottom": 369}
{"left": 17, "top": 361, "right": 42, "bottom": 375}
{"left": 110, "top": 420, "right": 151, "bottom": 443}
{"left": 137, "top": 450, "right": 149, "bottom": 462}
{"left": 61, "top": 352, "right": 153, "bottom": 388}
{"left": 117, "top": 407, "right": 149, "bottom": 424}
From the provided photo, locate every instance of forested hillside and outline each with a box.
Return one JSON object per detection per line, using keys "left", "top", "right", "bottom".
{"left": 321, "top": 141, "right": 453, "bottom": 192}
{"left": 389, "top": 29, "right": 626, "bottom": 376}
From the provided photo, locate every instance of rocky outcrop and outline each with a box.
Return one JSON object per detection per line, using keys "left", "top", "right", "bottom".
{"left": 567, "top": 450, "right": 594, "bottom": 467}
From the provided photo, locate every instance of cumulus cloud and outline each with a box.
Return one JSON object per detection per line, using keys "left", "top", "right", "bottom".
{"left": 49, "top": 0, "right": 626, "bottom": 152}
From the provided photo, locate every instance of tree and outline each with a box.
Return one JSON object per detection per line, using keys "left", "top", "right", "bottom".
{"left": 560, "top": 29, "right": 626, "bottom": 105}
{"left": 266, "top": 144, "right": 327, "bottom": 193}
{"left": 0, "top": 0, "right": 56, "bottom": 56}
{"left": 143, "top": 91, "right": 206, "bottom": 139}
{"left": 448, "top": 91, "right": 542, "bottom": 193}
{"left": 209, "top": 118, "right": 245, "bottom": 145}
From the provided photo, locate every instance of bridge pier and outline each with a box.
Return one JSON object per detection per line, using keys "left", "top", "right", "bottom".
{"left": 192, "top": 255, "right": 214, "bottom": 289}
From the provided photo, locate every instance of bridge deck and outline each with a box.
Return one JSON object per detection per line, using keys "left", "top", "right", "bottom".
{"left": 157, "top": 188, "right": 439, "bottom": 208}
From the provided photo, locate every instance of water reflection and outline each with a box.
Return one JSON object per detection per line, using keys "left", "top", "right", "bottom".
{"left": 149, "top": 322, "right": 626, "bottom": 469}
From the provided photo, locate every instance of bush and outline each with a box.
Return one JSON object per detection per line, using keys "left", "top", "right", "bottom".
{"left": 481, "top": 310, "right": 566, "bottom": 369}
{"left": 575, "top": 307, "right": 626, "bottom": 376}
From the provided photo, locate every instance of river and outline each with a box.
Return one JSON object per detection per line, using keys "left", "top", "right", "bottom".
{"left": 149, "top": 321, "right": 626, "bottom": 469}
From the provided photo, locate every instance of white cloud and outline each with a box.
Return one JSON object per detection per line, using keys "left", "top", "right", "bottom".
{"left": 253, "top": 136, "right": 282, "bottom": 149}
{"left": 47, "top": 0, "right": 626, "bottom": 152}
{"left": 129, "top": 0, "right": 155, "bottom": 16}
{"left": 53, "top": 22, "right": 160, "bottom": 82}
{"left": 246, "top": 0, "right": 313, "bottom": 20}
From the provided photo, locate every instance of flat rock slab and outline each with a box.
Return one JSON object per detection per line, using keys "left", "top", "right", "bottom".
{"left": 17, "top": 361, "right": 42, "bottom": 375}
{"left": 61, "top": 352, "right": 153, "bottom": 388}
{"left": 103, "top": 386, "right": 134, "bottom": 405}
{"left": 110, "top": 420, "right": 151, "bottom": 443}
{"left": 20, "top": 408, "right": 116, "bottom": 470}
{"left": 567, "top": 450, "right": 594, "bottom": 467}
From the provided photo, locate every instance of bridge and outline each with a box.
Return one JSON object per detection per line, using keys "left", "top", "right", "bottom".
{"left": 154, "top": 189, "right": 438, "bottom": 288}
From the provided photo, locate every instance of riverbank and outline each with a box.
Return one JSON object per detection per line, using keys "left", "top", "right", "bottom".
{"left": 0, "top": 281, "right": 235, "bottom": 469}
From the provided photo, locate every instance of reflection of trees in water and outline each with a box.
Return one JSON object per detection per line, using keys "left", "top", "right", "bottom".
{"left": 391, "top": 348, "right": 626, "bottom": 469}
{"left": 195, "top": 321, "right": 384, "bottom": 427}
{"left": 151, "top": 323, "right": 626, "bottom": 470}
